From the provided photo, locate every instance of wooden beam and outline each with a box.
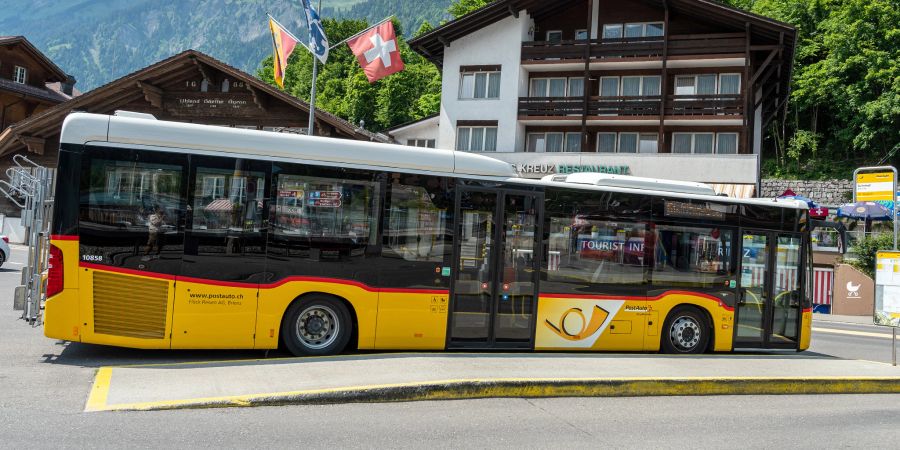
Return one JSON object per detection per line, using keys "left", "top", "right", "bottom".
{"left": 247, "top": 85, "right": 268, "bottom": 111}
{"left": 507, "top": 4, "right": 519, "bottom": 18}
{"left": 18, "top": 135, "right": 45, "bottom": 156}
{"left": 749, "top": 48, "right": 778, "bottom": 87}
{"left": 438, "top": 36, "right": 451, "bottom": 48}
{"left": 658, "top": 0, "right": 670, "bottom": 152}
{"left": 136, "top": 81, "right": 164, "bottom": 109}
{"left": 191, "top": 57, "right": 213, "bottom": 83}
{"left": 581, "top": 0, "right": 592, "bottom": 151}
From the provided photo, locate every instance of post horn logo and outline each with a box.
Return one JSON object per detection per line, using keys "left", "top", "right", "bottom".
{"left": 544, "top": 305, "right": 610, "bottom": 341}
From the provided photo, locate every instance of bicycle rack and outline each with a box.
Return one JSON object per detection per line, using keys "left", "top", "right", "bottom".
{"left": 1, "top": 154, "right": 52, "bottom": 326}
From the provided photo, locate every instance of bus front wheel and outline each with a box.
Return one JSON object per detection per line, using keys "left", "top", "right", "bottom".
{"left": 661, "top": 307, "right": 710, "bottom": 354}
{"left": 282, "top": 296, "right": 353, "bottom": 356}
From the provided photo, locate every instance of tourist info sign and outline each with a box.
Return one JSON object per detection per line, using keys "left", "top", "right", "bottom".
{"left": 855, "top": 172, "right": 895, "bottom": 202}
{"left": 874, "top": 251, "right": 900, "bottom": 327}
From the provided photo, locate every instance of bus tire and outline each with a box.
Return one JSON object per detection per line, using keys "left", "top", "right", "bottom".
{"left": 661, "top": 306, "right": 710, "bottom": 354}
{"left": 282, "top": 295, "right": 353, "bottom": 356}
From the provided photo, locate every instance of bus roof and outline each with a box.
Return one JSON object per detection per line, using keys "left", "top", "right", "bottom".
{"left": 59, "top": 112, "right": 518, "bottom": 179}
{"left": 60, "top": 112, "right": 805, "bottom": 210}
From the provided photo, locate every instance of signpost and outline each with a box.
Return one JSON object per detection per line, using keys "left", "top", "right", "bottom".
{"left": 854, "top": 167, "right": 899, "bottom": 365}
{"left": 874, "top": 251, "right": 900, "bottom": 366}
{"left": 853, "top": 166, "right": 897, "bottom": 250}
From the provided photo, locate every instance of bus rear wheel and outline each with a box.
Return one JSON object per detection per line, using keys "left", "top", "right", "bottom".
{"left": 282, "top": 296, "right": 353, "bottom": 356}
{"left": 661, "top": 307, "right": 709, "bottom": 354}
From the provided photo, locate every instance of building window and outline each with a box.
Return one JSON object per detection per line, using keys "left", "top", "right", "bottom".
{"left": 575, "top": 29, "right": 588, "bottom": 40}
{"left": 639, "top": 133, "right": 659, "bottom": 153}
{"left": 459, "top": 71, "right": 501, "bottom": 99}
{"left": 672, "top": 132, "right": 722, "bottom": 154}
{"left": 717, "top": 133, "right": 739, "bottom": 154}
{"left": 13, "top": 66, "right": 27, "bottom": 84}
{"left": 619, "top": 133, "right": 638, "bottom": 153}
{"left": 603, "top": 22, "right": 664, "bottom": 39}
{"left": 527, "top": 132, "right": 581, "bottom": 152}
{"left": 598, "top": 132, "right": 658, "bottom": 153}
{"left": 675, "top": 74, "right": 740, "bottom": 96}
{"left": 719, "top": 74, "right": 741, "bottom": 95}
{"left": 597, "top": 132, "right": 617, "bottom": 153}
{"left": 530, "top": 77, "right": 582, "bottom": 97}
{"left": 546, "top": 30, "right": 563, "bottom": 43}
{"left": 457, "top": 126, "right": 498, "bottom": 152}
{"left": 602, "top": 24, "right": 623, "bottom": 39}
{"left": 600, "top": 76, "right": 660, "bottom": 97}
{"left": 406, "top": 139, "right": 436, "bottom": 148}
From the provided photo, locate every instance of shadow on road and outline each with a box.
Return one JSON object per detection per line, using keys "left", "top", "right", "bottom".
{"left": 38, "top": 339, "right": 841, "bottom": 369}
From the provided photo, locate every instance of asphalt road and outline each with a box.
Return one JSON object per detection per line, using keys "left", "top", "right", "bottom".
{"left": 1, "top": 244, "right": 898, "bottom": 448}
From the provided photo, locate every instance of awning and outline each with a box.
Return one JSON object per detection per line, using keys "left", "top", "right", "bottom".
{"left": 710, "top": 183, "right": 756, "bottom": 199}
{"left": 205, "top": 199, "right": 233, "bottom": 212}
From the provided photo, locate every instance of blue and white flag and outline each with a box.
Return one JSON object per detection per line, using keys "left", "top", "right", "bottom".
{"left": 300, "top": 0, "right": 329, "bottom": 63}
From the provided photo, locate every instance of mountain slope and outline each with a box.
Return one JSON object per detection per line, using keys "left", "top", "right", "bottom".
{"left": 0, "top": 0, "right": 451, "bottom": 91}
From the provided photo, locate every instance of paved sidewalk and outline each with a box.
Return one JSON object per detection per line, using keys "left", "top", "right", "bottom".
{"left": 86, "top": 352, "right": 900, "bottom": 412}
{"left": 813, "top": 313, "right": 877, "bottom": 325}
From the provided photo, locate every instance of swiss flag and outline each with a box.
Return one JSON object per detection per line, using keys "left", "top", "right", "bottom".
{"left": 348, "top": 21, "right": 405, "bottom": 83}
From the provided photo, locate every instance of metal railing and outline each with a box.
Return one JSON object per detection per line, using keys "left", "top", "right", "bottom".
{"left": 521, "top": 33, "right": 747, "bottom": 62}
{"left": 1, "top": 154, "right": 53, "bottom": 326}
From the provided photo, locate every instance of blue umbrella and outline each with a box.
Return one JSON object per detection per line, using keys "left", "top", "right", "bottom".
{"left": 836, "top": 201, "right": 893, "bottom": 220}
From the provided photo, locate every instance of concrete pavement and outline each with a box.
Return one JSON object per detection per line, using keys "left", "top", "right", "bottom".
{"left": 86, "top": 352, "right": 900, "bottom": 412}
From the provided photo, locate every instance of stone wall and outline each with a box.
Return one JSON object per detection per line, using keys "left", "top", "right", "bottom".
{"left": 760, "top": 179, "right": 853, "bottom": 205}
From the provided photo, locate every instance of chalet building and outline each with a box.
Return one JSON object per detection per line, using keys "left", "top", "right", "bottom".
{"left": 405, "top": 0, "right": 796, "bottom": 197}
{"left": 0, "top": 36, "right": 76, "bottom": 138}
{"left": 0, "top": 49, "right": 385, "bottom": 234}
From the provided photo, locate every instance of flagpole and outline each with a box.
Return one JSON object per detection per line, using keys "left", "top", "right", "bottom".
{"left": 307, "top": 0, "right": 323, "bottom": 136}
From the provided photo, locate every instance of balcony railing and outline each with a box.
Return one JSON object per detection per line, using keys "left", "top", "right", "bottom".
{"left": 518, "top": 94, "right": 743, "bottom": 117}
{"left": 589, "top": 96, "right": 662, "bottom": 116}
{"left": 521, "top": 33, "right": 746, "bottom": 62}
{"left": 664, "top": 94, "right": 743, "bottom": 116}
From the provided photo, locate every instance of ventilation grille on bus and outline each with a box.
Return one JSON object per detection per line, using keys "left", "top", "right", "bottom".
{"left": 93, "top": 271, "right": 169, "bottom": 339}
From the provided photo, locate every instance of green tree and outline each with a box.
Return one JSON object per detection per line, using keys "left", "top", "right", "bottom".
{"left": 849, "top": 232, "right": 895, "bottom": 279}
{"left": 727, "top": 0, "right": 900, "bottom": 179}
{"left": 448, "top": 0, "right": 493, "bottom": 19}
{"left": 258, "top": 18, "right": 441, "bottom": 132}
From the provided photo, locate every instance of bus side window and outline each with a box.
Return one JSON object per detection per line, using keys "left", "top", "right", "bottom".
{"left": 267, "top": 166, "right": 381, "bottom": 283}
{"left": 79, "top": 147, "right": 187, "bottom": 275}
{"left": 182, "top": 156, "right": 269, "bottom": 282}
{"left": 380, "top": 174, "right": 453, "bottom": 289}
{"left": 543, "top": 188, "right": 651, "bottom": 295}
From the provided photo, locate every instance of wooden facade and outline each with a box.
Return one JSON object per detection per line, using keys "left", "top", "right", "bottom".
{"left": 0, "top": 36, "right": 74, "bottom": 135}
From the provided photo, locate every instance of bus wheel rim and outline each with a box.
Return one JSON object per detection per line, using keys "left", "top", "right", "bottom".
{"left": 296, "top": 305, "right": 340, "bottom": 350}
{"left": 670, "top": 316, "right": 701, "bottom": 351}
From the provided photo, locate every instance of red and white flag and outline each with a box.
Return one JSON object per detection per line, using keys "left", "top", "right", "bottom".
{"left": 347, "top": 20, "right": 405, "bottom": 83}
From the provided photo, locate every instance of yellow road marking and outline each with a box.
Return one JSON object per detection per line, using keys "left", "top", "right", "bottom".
{"left": 812, "top": 327, "right": 895, "bottom": 339}
{"left": 84, "top": 367, "right": 113, "bottom": 412}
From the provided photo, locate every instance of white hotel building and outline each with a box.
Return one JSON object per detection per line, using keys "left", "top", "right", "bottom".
{"left": 397, "top": 0, "right": 796, "bottom": 197}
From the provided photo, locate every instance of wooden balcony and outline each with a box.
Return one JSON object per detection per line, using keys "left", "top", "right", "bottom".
{"left": 518, "top": 94, "right": 743, "bottom": 118}
{"left": 664, "top": 94, "right": 743, "bottom": 116}
{"left": 521, "top": 33, "right": 747, "bottom": 62}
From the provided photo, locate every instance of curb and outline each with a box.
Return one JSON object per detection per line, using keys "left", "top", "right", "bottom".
{"left": 86, "top": 376, "right": 900, "bottom": 412}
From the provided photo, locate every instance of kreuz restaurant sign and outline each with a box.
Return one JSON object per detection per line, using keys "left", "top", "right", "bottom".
{"left": 513, "top": 163, "right": 631, "bottom": 176}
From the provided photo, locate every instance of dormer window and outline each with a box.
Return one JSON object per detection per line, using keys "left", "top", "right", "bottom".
{"left": 13, "top": 66, "right": 27, "bottom": 84}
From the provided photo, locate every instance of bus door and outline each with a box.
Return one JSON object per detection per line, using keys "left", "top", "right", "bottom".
{"left": 447, "top": 187, "right": 543, "bottom": 349}
{"left": 735, "top": 231, "right": 803, "bottom": 348}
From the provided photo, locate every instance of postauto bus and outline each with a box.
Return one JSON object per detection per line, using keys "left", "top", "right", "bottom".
{"left": 44, "top": 112, "right": 813, "bottom": 356}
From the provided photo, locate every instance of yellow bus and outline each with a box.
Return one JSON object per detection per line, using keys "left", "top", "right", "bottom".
{"left": 45, "top": 112, "right": 813, "bottom": 355}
